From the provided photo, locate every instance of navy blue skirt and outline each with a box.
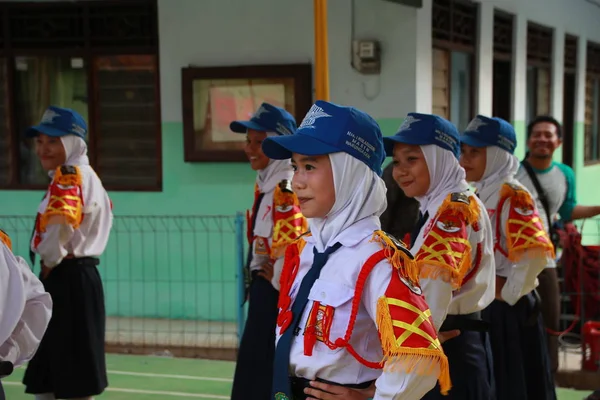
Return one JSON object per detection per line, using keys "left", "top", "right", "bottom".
{"left": 482, "top": 293, "right": 556, "bottom": 400}
{"left": 231, "top": 272, "right": 279, "bottom": 400}
{"left": 422, "top": 329, "right": 495, "bottom": 399}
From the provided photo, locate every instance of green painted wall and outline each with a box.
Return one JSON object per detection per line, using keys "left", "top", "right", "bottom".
{"left": 3, "top": 118, "right": 598, "bottom": 321}
{"left": 1, "top": 118, "right": 403, "bottom": 322}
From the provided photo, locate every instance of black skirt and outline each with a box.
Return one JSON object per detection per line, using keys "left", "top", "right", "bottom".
{"left": 482, "top": 293, "right": 557, "bottom": 400}
{"left": 22, "top": 257, "right": 108, "bottom": 398}
{"left": 230, "top": 271, "right": 279, "bottom": 400}
{"left": 421, "top": 329, "right": 495, "bottom": 400}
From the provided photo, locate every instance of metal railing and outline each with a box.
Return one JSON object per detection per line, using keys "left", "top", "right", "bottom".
{"left": 0, "top": 213, "right": 247, "bottom": 361}
{"left": 556, "top": 217, "right": 600, "bottom": 372}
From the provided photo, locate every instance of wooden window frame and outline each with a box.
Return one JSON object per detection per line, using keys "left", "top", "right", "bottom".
{"left": 181, "top": 64, "right": 312, "bottom": 163}
{"left": 493, "top": 10, "right": 514, "bottom": 62}
{"left": 0, "top": 0, "right": 162, "bottom": 192}
{"left": 526, "top": 22, "right": 553, "bottom": 119}
{"left": 584, "top": 41, "right": 600, "bottom": 165}
{"left": 431, "top": 0, "right": 477, "bottom": 125}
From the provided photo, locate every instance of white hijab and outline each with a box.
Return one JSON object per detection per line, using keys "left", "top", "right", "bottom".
{"left": 416, "top": 145, "right": 470, "bottom": 214}
{"left": 308, "top": 152, "right": 387, "bottom": 252}
{"left": 472, "top": 146, "right": 520, "bottom": 203}
{"left": 48, "top": 135, "right": 89, "bottom": 178}
{"left": 256, "top": 133, "right": 293, "bottom": 193}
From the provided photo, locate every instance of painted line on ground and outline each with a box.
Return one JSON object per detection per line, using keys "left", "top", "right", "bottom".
{"left": 2, "top": 381, "right": 229, "bottom": 399}
{"left": 108, "top": 370, "right": 233, "bottom": 382}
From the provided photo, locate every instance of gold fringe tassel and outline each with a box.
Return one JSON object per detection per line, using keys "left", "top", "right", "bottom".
{"left": 376, "top": 297, "right": 451, "bottom": 394}
{"left": 439, "top": 194, "right": 480, "bottom": 226}
{"left": 499, "top": 183, "right": 531, "bottom": 210}
{"left": 55, "top": 166, "right": 83, "bottom": 187}
{"left": 418, "top": 243, "right": 472, "bottom": 289}
{"left": 371, "top": 230, "right": 419, "bottom": 284}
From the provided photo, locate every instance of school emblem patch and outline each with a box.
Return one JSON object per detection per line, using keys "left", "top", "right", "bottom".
{"left": 436, "top": 215, "right": 462, "bottom": 233}
{"left": 255, "top": 237, "right": 270, "bottom": 255}
{"left": 274, "top": 392, "right": 290, "bottom": 400}
{"left": 514, "top": 206, "right": 534, "bottom": 216}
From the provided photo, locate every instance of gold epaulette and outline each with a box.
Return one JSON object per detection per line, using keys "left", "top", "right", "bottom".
{"left": 371, "top": 230, "right": 419, "bottom": 285}
{"left": 439, "top": 191, "right": 479, "bottom": 225}
{"left": 54, "top": 165, "right": 82, "bottom": 186}
{"left": 499, "top": 182, "right": 534, "bottom": 210}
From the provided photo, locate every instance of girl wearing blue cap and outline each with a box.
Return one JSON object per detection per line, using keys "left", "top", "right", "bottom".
{"left": 460, "top": 115, "right": 556, "bottom": 400}
{"left": 229, "top": 103, "right": 307, "bottom": 400}
{"left": 383, "top": 113, "right": 496, "bottom": 400}
{"left": 21, "top": 106, "right": 112, "bottom": 400}
{"left": 0, "top": 231, "right": 52, "bottom": 400}
{"left": 263, "top": 101, "right": 450, "bottom": 400}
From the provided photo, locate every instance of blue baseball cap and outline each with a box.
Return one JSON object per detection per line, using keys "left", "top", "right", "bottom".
{"left": 230, "top": 102, "right": 296, "bottom": 136}
{"left": 383, "top": 113, "right": 461, "bottom": 158}
{"left": 460, "top": 115, "right": 517, "bottom": 154}
{"left": 261, "top": 100, "right": 385, "bottom": 175}
{"left": 25, "top": 106, "right": 87, "bottom": 139}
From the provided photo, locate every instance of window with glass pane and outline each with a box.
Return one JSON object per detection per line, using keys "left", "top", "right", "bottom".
{"left": 585, "top": 75, "right": 600, "bottom": 162}
{"left": 14, "top": 56, "right": 88, "bottom": 185}
{"left": 450, "top": 51, "right": 472, "bottom": 131}
{"left": 94, "top": 55, "right": 159, "bottom": 188}
{"left": 0, "top": 60, "right": 9, "bottom": 185}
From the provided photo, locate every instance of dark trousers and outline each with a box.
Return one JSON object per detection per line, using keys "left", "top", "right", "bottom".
{"left": 484, "top": 294, "right": 556, "bottom": 400}
{"left": 0, "top": 380, "right": 5, "bottom": 400}
{"left": 231, "top": 273, "right": 279, "bottom": 400}
{"left": 421, "top": 331, "right": 495, "bottom": 400}
{"left": 537, "top": 268, "right": 560, "bottom": 374}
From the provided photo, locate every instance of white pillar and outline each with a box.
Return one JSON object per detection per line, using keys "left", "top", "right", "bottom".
{"left": 415, "top": 0, "right": 432, "bottom": 113}
{"left": 574, "top": 35, "right": 588, "bottom": 172}
{"left": 551, "top": 28, "right": 565, "bottom": 163}
{"left": 511, "top": 13, "right": 528, "bottom": 158}
{"left": 476, "top": 2, "right": 494, "bottom": 116}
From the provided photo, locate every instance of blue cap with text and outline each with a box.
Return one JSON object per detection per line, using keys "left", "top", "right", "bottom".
{"left": 262, "top": 100, "right": 385, "bottom": 175}
{"left": 230, "top": 102, "right": 296, "bottom": 136}
{"left": 460, "top": 115, "right": 517, "bottom": 154}
{"left": 383, "top": 113, "right": 461, "bottom": 158}
{"left": 25, "top": 106, "right": 87, "bottom": 139}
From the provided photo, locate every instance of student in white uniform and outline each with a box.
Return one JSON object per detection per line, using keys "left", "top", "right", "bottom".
{"left": 21, "top": 106, "right": 113, "bottom": 400}
{"left": 459, "top": 115, "right": 556, "bottom": 400}
{"left": 382, "top": 113, "right": 496, "bottom": 399}
{"left": 0, "top": 230, "right": 52, "bottom": 400}
{"left": 229, "top": 103, "right": 307, "bottom": 400}
{"left": 262, "top": 101, "right": 450, "bottom": 400}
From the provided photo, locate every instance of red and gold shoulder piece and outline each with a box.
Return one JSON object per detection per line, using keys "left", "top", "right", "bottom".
{"left": 500, "top": 183, "right": 555, "bottom": 261}
{"left": 272, "top": 183, "right": 308, "bottom": 258}
{"left": 376, "top": 259, "right": 451, "bottom": 394}
{"left": 40, "top": 165, "right": 84, "bottom": 232}
{"left": 415, "top": 199, "right": 473, "bottom": 288}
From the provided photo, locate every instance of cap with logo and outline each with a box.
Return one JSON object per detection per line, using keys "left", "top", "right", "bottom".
{"left": 25, "top": 106, "right": 88, "bottom": 139}
{"left": 460, "top": 115, "right": 517, "bottom": 154}
{"left": 383, "top": 113, "right": 461, "bottom": 159}
{"left": 261, "top": 100, "right": 385, "bottom": 176}
{"left": 230, "top": 102, "right": 297, "bottom": 136}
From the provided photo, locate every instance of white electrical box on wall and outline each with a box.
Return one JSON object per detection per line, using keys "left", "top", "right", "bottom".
{"left": 352, "top": 40, "right": 381, "bottom": 75}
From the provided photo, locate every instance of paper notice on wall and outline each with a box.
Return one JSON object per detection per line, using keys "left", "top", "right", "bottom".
{"left": 209, "top": 84, "right": 286, "bottom": 143}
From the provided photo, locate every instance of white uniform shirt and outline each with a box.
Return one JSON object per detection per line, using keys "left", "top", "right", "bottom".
{"left": 0, "top": 242, "right": 52, "bottom": 368}
{"left": 479, "top": 180, "right": 551, "bottom": 305}
{"left": 411, "top": 190, "right": 495, "bottom": 331}
{"left": 278, "top": 218, "right": 439, "bottom": 400}
{"left": 31, "top": 165, "right": 113, "bottom": 268}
